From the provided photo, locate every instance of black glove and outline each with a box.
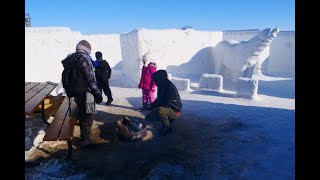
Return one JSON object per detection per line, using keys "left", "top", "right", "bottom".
{"left": 95, "top": 94, "right": 103, "bottom": 104}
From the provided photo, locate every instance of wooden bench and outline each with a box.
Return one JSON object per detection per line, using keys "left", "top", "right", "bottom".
{"left": 25, "top": 81, "right": 59, "bottom": 125}
{"left": 43, "top": 97, "right": 77, "bottom": 159}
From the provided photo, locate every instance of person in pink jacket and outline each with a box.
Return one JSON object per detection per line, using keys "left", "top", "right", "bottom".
{"left": 138, "top": 53, "right": 157, "bottom": 109}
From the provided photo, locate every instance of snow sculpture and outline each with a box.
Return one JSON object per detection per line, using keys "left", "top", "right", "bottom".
{"left": 211, "top": 28, "right": 279, "bottom": 89}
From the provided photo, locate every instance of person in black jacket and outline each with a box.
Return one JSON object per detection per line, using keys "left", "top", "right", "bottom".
{"left": 145, "top": 70, "right": 182, "bottom": 135}
{"left": 94, "top": 51, "right": 113, "bottom": 105}
{"left": 62, "top": 40, "right": 103, "bottom": 146}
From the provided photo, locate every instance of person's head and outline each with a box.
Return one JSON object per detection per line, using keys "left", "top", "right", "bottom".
{"left": 142, "top": 52, "right": 152, "bottom": 65}
{"left": 76, "top": 40, "right": 91, "bottom": 54}
{"left": 151, "top": 70, "right": 168, "bottom": 86}
{"left": 95, "top": 51, "right": 103, "bottom": 59}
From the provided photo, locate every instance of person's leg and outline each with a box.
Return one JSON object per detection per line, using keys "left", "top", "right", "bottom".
{"left": 104, "top": 81, "right": 113, "bottom": 101}
{"left": 75, "top": 95, "right": 95, "bottom": 145}
{"left": 149, "top": 90, "right": 155, "bottom": 104}
{"left": 157, "top": 107, "right": 178, "bottom": 135}
{"left": 75, "top": 96, "right": 93, "bottom": 142}
{"left": 142, "top": 89, "right": 149, "bottom": 108}
{"left": 144, "top": 109, "right": 159, "bottom": 122}
{"left": 80, "top": 114, "right": 94, "bottom": 143}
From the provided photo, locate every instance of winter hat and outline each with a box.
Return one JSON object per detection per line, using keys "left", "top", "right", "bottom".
{"left": 95, "top": 51, "right": 103, "bottom": 59}
{"left": 76, "top": 40, "right": 91, "bottom": 54}
{"left": 142, "top": 52, "right": 153, "bottom": 67}
{"left": 142, "top": 52, "right": 152, "bottom": 63}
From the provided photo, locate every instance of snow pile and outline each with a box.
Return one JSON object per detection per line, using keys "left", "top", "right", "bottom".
{"left": 25, "top": 117, "right": 47, "bottom": 161}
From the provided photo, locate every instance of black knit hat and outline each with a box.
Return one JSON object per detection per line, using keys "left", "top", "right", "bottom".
{"left": 95, "top": 51, "right": 103, "bottom": 59}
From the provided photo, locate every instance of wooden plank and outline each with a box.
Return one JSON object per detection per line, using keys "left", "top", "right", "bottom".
{"left": 25, "top": 82, "right": 39, "bottom": 93}
{"left": 25, "top": 83, "right": 58, "bottom": 114}
{"left": 43, "top": 97, "right": 69, "bottom": 141}
{"left": 58, "top": 100, "right": 77, "bottom": 141}
{"left": 25, "top": 83, "right": 47, "bottom": 103}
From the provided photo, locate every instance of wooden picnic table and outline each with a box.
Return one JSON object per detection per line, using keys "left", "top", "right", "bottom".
{"left": 25, "top": 81, "right": 59, "bottom": 125}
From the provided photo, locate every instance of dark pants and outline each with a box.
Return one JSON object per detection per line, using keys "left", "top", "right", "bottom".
{"left": 145, "top": 107, "right": 179, "bottom": 128}
{"left": 74, "top": 95, "right": 94, "bottom": 141}
{"left": 98, "top": 81, "right": 112, "bottom": 99}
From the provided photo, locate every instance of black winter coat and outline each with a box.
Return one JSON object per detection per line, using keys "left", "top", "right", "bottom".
{"left": 150, "top": 71, "right": 182, "bottom": 112}
{"left": 61, "top": 51, "right": 102, "bottom": 99}
{"left": 95, "top": 58, "right": 112, "bottom": 87}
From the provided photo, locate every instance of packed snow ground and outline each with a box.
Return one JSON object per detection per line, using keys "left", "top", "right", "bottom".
{"left": 25, "top": 75, "right": 294, "bottom": 179}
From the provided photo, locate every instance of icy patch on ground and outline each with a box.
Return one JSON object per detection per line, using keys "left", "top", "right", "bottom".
{"left": 25, "top": 159, "right": 87, "bottom": 180}
{"left": 143, "top": 162, "right": 188, "bottom": 179}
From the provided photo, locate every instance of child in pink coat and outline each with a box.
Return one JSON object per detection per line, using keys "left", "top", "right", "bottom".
{"left": 138, "top": 53, "right": 157, "bottom": 109}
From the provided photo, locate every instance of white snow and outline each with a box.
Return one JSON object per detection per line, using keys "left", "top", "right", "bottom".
{"left": 25, "top": 27, "right": 121, "bottom": 83}
{"left": 170, "top": 77, "right": 191, "bottom": 91}
{"left": 25, "top": 27, "right": 295, "bottom": 179}
{"left": 236, "top": 77, "right": 259, "bottom": 99}
{"left": 199, "top": 73, "right": 223, "bottom": 91}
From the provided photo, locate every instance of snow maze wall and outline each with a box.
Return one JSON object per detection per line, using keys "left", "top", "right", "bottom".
{"left": 25, "top": 27, "right": 295, "bottom": 88}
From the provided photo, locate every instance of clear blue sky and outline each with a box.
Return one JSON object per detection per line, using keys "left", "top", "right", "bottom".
{"left": 25, "top": 0, "right": 295, "bottom": 34}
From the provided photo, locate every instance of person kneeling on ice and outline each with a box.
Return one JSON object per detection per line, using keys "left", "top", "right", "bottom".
{"left": 145, "top": 70, "right": 182, "bottom": 135}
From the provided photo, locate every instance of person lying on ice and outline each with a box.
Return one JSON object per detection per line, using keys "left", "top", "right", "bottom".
{"left": 145, "top": 70, "right": 182, "bottom": 135}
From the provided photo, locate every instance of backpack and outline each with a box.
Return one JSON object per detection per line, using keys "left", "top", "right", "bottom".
{"left": 61, "top": 52, "right": 88, "bottom": 98}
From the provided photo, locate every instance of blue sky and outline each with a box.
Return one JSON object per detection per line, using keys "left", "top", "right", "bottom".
{"left": 25, "top": 0, "right": 295, "bottom": 34}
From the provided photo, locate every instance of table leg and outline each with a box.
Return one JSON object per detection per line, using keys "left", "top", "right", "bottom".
{"left": 66, "top": 140, "right": 73, "bottom": 160}
{"left": 41, "top": 100, "right": 50, "bottom": 125}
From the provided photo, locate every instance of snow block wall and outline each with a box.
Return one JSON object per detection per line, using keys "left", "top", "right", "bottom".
{"left": 267, "top": 31, "right": 295, "bottom": 78}
{"left": 25, "top": 27, "right": 121, "bottom": 83}
{"left": 120, "top": 28, "right": 222, "bottom": 87}
{"left": 26, "top": 27, "right": 294, "bottom": 89}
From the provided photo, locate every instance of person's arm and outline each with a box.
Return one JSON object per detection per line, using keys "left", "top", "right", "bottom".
{"left": 105, "top": 60, "right": 112, "bottom": 79}
{"left": 149, "top": 66, "right": 157, "bottom": 92}
{"left": 138, "top": 66, "right": 146, "bottom": 89}
{"left": 78, "top": 54, "right": 102, "bottom": 102}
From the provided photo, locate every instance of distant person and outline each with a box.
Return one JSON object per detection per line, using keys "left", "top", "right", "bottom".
{"left": 61, "top": 40, "right": 103, "bottom": 146}
{"left": 138, "top": 53, "right": 157, "bottom": 109}
{"left": 145, "top": 70, "right": 182, "bottom": 135}
{"left": 94, "top": 51, "right": 113, "bottom": 105}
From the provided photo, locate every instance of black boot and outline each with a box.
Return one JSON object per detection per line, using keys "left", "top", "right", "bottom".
{"left": 106, "top": 97, "right": 113, "bottom": 105}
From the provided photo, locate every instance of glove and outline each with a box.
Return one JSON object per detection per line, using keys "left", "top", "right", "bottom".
{"left": 95, "top": 94, "right": 103, "bottom": 104}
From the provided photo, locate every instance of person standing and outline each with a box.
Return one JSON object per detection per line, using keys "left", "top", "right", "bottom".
{"left": 94, "top": 51, "right": 113, "bottom": 105}
{"left": 138, "top": 53, "right": 157, "bottom": 109}
{"left": 61, "top": 40, "right": 103, "bottom": 146}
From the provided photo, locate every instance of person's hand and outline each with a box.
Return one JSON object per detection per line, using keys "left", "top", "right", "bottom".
{"left": 95, "top": 95, "right": 103, "bottom": 104}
